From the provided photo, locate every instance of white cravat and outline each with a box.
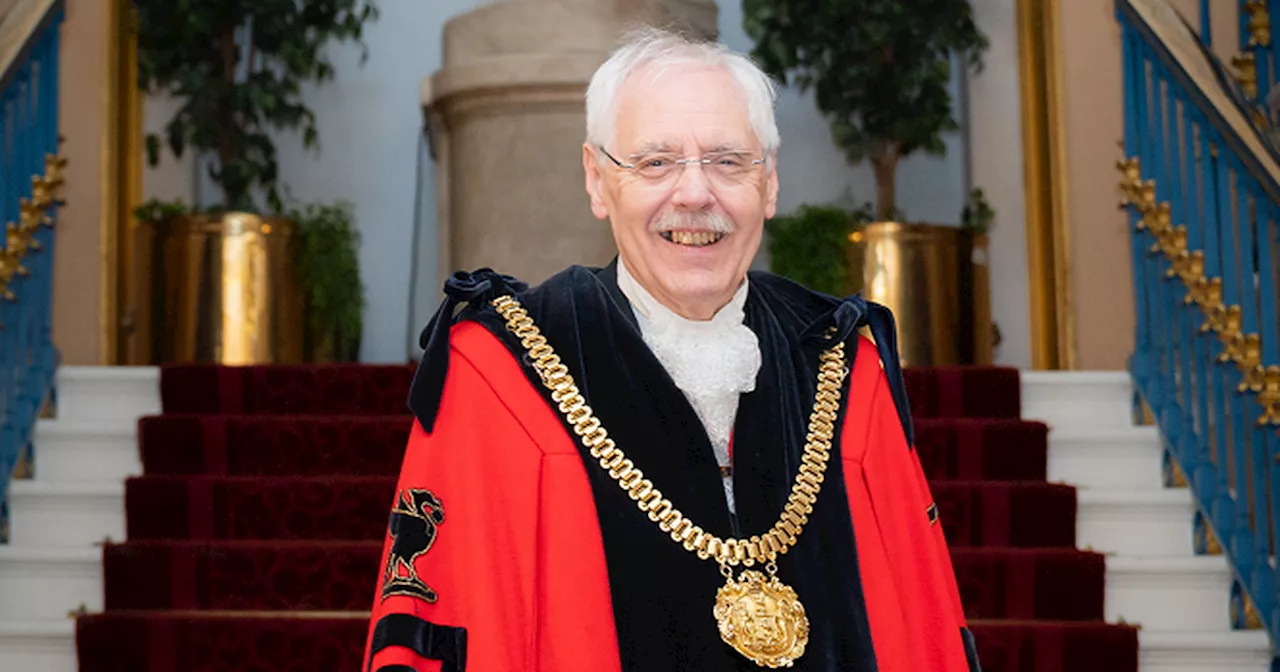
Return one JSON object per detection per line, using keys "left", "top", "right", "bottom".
{"left": 616, "top": 257, "right": 762, "bottom": 513}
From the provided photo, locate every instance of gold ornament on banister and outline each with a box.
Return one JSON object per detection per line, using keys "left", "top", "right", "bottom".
{"left": 1246, "top": 0, "right": 1271, "bottom": 48}
{"left": 1215, "top": 310, "right": 1245, "bottom": 364}
{"left": 1237, "top": 334, "right": 1265, "bottom": 394}
{"left": 42, "top": 153, "right": 67, "bottom": 190}
{"left": 1200, "top": 299, "right": 1235, "bottom": 337}
{"left": 1143, "top": 202, "right": 1172, "bottom": 242}
{"left": 1232, "top": 52, "right": 1260, "bottom": 99}
{"left": 1257, "top": 368, "right": 1280, "bottom": 427}
{"left": 1116, "top": 156, "right": 1143, "bottom": 208}
{"left": 1177, "top": 252, "right": 1206, "bottom": 293}
{"left": 1154, "top": 223, "right": 1186, "bottom": 261}
{"left": 1191, "top": 278, "right": 1224, "bottom": 331}
{"left": 1162, "top": 228, "right": 1190, "bottom": 280}
{"left": 0, "top": 152, "right": 68, "bottom": 301}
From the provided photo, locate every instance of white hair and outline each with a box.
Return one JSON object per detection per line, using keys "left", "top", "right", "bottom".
{"left": 585, "top": 26, "right": 781, "bottom": 158}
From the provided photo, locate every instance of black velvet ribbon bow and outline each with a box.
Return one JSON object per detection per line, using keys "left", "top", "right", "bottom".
{"left": 803, "top": 294, "right": 915, "bottom": 448}
{"left": 408, "top": 269, "right": 528, "bottom": 433}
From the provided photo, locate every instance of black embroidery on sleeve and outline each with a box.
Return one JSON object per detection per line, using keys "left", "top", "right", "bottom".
{"left": 381, "top": 489, "right": 446, "bottom": 603}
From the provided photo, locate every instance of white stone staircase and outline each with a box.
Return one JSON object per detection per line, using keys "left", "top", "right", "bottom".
{"left": 0, "top": 366, "right": 1272, "bottom": 670}
{"left": 1026, "top": 371, "right": 1274, "bottom": 672}
{"left": 0, "top": 367, "right": 158, "bottom": 671}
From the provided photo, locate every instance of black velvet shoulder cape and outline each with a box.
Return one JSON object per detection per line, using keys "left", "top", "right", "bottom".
{"left": 409, "top": 261, "right": 914, "bottom": 672}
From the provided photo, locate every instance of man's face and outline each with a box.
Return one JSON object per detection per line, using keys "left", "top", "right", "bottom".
{"left": 583, "top": 63, "right": 779, "bottom": 320}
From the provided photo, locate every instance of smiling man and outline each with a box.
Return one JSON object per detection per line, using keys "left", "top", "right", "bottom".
{"left": 363, "top": 27, "right": 980, "bottom": 672}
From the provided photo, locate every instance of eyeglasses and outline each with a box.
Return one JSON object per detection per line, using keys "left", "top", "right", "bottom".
{"left": 598, "top": 146, "right": 766, "bottom": 188}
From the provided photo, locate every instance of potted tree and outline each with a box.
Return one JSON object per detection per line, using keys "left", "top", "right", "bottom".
{"left": 744, "top": 0, "right": 992, "bottom": 364}
{"left": 128, "top": 0, "right": 377, "bottom": 364}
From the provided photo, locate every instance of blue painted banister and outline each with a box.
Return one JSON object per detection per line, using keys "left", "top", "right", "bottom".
{"left": 1201, "top": 0, "right": 1212, "bottom": 47}
{"left": 0, "top": 0, "right": 65, "bottom": 543}
{"left": 1120, "top": 0, "right": 1280, "bottom": 657}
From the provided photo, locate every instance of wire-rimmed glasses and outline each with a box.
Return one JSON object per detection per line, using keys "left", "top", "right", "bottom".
{"left": 599, "top": 146, "right": 766, "bottom": 189}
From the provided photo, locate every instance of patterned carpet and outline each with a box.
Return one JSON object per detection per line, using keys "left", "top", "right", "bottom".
{"left": 74, "top": 363, "right": 1140, "bottom": 671}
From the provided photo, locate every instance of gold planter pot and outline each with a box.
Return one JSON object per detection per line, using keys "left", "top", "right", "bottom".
{"left": 126, "top": 212, "right": 305, "bottom": 365}
{"left": 848, "top": 221, "right": 992, "bottom": 367}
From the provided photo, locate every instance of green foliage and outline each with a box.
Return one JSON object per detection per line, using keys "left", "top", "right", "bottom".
{"left": 134, "top": 0, "right": 380, "bottom": 213}
{"left": 133, "top": 197, "right": 190, "bottom": 224}
{"left": 961, "top": 187, "right": 995, "bottom": 235}
{"left": 290, "top": 200, "right": 364, "bottom": 361}
{"left": 743, "top": 0, "right": 988, "bottom": 220}
{"left": 765, "top": 203, "right": 872, "bottom": 296}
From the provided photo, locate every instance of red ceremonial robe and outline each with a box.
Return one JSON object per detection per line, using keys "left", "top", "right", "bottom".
{"left": 363, "top": 264, "right": 980, "bottom": 672}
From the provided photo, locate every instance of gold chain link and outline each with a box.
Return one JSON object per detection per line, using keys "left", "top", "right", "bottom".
{"left": 491, "top": 295, "right": 848, "bottom": 569}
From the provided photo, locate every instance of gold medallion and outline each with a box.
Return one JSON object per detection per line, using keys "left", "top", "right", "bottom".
{"left": 714, "top": 567, "right": 810, "bottom": 668}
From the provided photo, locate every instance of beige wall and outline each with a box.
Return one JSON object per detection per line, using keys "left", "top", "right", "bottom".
{"left": 1055, "top": 0, "right": 1231, "bottom": 370}
{"left": 1059, "top": 0, "right": 1132, "bottom": 370}
{"left": 970, "top": 0, "right": 1032, "bottom": 368}
{"left": 53, "top": 0, "right": 108, "bottom": 365}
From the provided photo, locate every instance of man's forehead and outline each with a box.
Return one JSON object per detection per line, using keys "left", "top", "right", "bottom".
{"left": 613, "top": 64, "right": 756, "bottom": 152}
{"left": 625, "top": 139, "right": 752, "bottom": 156}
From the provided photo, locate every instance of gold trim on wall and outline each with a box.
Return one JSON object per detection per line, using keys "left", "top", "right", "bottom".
{"left": 100, "top": 0, "right": 141, "bottom": 365}
{"left": 1016, "top": 0, "right": 1076, "bottom": 370}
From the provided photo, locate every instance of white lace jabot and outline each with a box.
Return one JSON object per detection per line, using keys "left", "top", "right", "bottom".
{"left": 616, "top": 257, "right": 762, "bottom": 512}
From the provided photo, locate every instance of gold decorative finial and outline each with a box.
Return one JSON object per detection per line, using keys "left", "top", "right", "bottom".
{"left": 1232, "top": 52, "right": 1260, "bottom": 99}
{"left": 1246, "top": 1, "right": 1271, "bottom": 48}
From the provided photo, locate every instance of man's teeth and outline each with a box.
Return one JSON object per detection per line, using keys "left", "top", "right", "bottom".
{"left": 660, "top": 231, "right": 726, "bottom": 247}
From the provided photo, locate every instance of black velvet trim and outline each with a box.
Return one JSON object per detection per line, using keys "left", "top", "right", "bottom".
{"left": 366, "top": 613, "right": 467, "bottom": 672}
{"left": 408, "top": 269, "right": 527, "bottom": 432}
{"left": 462, "top": 260, "right": 890, "bottom": 671}
{"left": 961, "top": 627, "right": 982, "bottom": 672}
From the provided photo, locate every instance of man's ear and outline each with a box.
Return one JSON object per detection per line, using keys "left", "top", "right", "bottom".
{"left": 764, "top": 161, "right": 780, "bottom": 220}
{"left": 583, "top": 144, "right": 610, "bottom": 220}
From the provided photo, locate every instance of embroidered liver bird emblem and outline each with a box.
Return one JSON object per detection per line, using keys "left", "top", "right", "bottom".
{"left": 381, "top": 488, "right": 445, "bottom": 603}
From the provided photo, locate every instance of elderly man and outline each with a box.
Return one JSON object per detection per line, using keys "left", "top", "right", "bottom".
{"left": 363, "top": 27, "right": 979, "bottom": 672}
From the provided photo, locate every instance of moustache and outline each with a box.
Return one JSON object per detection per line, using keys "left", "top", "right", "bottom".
{"left": 649, "top": 211, "right": 735, "bottom": 234}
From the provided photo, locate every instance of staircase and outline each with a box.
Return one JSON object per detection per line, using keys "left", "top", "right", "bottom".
{"left": 0, "top": 361, "right": 1251, "bottom": 671}
{"left": 1026, "top": 371, "right": 1271, "bottom": 670}
{"left": 0, "top": 367, "right": 158, "bottom": 670}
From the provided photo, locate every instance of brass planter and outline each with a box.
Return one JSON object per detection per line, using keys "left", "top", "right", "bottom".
{"left": 127, "top": 212, "right": 305, "bottom": 365}
{"left": 848, "top": 221, "right": 992, "bottom": 367}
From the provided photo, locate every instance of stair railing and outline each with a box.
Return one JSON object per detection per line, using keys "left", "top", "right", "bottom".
{"left": 1121, "top": 0, "right": 1280, "bottom": 649}
{"left": 0, "top": 0, "right": 66, "bottom": 543}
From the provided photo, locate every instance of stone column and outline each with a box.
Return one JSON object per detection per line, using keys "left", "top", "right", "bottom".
{"left": 422, "top": 0, "right": 718, "bottom": 288}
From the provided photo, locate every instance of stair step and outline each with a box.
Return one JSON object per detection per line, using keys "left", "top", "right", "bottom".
{"left": 1139, "top": 630, "right": 1272, "bottom": 672}
{"left": 1105, "top": 556, "right": 1232, "bottom": 631}
{"left": 138, "top": 414, "right": 411, "bottom": 477}
{"left": 32, "top": 418, "right": 141, "bottom": 483}
{"left": 951, "top": 548, "right": 1105, "bottom": 621}
{"left": 1076, "top": 489, "right": 1193, "bottom": 555}
{"left": 1021, "top": 371, "right": 1134, "bottom": 430}
{"left": 125, "top": 476, "right": 393, "bottom": 541}
{"left": 0, "top": 547, "right": 101, "bottom": 621}
{"left": 932, "top": 481, "right": 1078, "bottom": 548}
{"left": 915, "top": 418, "right": 1049, "bottom": 482}
{"left": 53, "top": 366, "right": 159, "bottom": 422}
{"left": 8, "top": 481, "right": 125, "bottom": 548}
{"left": 967, "top": 619, "right": 1140, "bottom": 670}
{"left": 0, "top": 620, "right": 76, "bottom": 672}
{"left": 103, "top": 540, "right": 382, "bottom": 611}
{"left": 1047, "top": 426, "right": 1165, "bottom": 491}
{"left": 75, "top": 611, "right": 372, "bottom": 672}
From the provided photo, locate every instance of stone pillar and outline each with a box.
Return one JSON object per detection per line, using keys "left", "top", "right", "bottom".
{"left": 422, "top": 0, "right": 718, "bottom": 288}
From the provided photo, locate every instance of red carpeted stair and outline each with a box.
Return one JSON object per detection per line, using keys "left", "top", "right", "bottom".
{"left": 75, "top": 364, "right": 1139, "bottom": 671}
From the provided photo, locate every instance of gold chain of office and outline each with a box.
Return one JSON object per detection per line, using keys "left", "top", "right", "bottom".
{"left": 492, "top": 294, "right": 848, "bottom": 668}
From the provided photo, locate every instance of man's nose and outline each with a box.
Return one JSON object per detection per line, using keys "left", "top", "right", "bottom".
{"left": 670, "top": 162, "right": 715, "bottom": 210}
